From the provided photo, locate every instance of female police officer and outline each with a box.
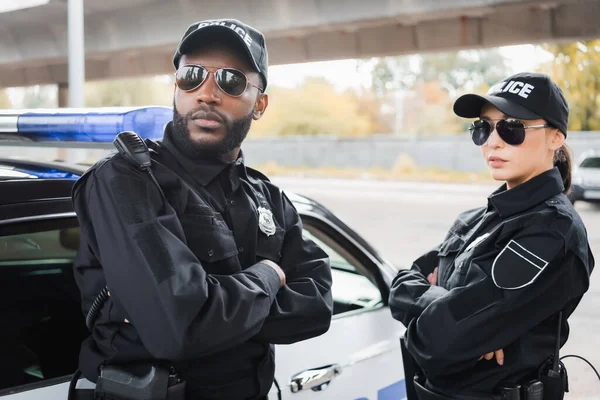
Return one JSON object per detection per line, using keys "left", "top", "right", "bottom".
{"left": 389, "top": 72, "right": 594, "bottom": 400}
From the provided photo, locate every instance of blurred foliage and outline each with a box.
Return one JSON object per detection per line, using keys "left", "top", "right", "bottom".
{"left": 540, "top": 40, "right": 600, "bottom": 131}
{"left": 370, "top": 49, "right": 510, "bottom": 96}
{"left": 0, "top": 90, "right": 11, "bottom": 108}
{"left": 256, "top": 158, "right": 493, "bottom": 183}
{"left": 251, "top": 77, "right": 391, "bottom": 137}
{"left": 85, "top": 76, "right": 174, "bottom": 107}
{"left": 10, "top": 85, "right": 57, "bottom": 108}
{"left": 368, "top": 49, "right": 512, "bottom": 135}
{"left": 399, "top": 81, "right": 464, "bottom": 135}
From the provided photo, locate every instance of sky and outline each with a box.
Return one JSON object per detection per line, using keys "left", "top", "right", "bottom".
{"left": 268, "top": 44, "right": 554, "bottom": 91}
{"left": 0, "top": 0, "right": 49, "bottom": 13}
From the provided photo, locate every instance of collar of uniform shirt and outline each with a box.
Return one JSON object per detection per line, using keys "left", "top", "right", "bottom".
{"left": 160, "top": 121, "right": 247, "bottom": 186}
{"left": 487, "top": 167, "right": 564, "bottom": 218}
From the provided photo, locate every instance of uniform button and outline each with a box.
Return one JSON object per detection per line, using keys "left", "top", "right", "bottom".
{"left": 208, "top": 250, "right": 214, "bottom": 257}
{"left": 238, "top": 246, "right": 244, "bottom": 253}
{"left": 230, "top": 200, "right": 236, "bottom": 206}
{"left": 278, "top": 251, "right": 282, "bottom": 258}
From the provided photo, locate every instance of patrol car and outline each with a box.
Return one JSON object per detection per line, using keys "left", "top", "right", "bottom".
{"left": 570, "top": 149, "right": 600, "bottom": 204}
{"left": 0, "top": 107, "right": 407, "bottom": 400}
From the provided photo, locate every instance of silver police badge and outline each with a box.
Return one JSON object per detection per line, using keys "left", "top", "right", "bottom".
{"left": 258, "top": 207, "right": 276, "bottom": 236}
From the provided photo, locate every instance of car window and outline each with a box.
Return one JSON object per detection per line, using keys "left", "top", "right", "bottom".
{"left": 0, "top": 228, "right": 78, "bottom": 262}
{"left": 580, "top": 157, "right": 600, "bottom": 168}
{"left": 0, "top": 225, "right": 85, "bottom": 393}
{"left": 303, "top": 226, "right": 383, "bottom": 316}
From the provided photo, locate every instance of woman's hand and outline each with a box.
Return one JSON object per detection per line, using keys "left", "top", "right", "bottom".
{"left": 427, "top": 267, "right": 439, "bottom": 286}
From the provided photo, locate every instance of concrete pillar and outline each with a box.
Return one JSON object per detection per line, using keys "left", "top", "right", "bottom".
{"left": 68, "top": 0, "right": 85, "bottom": 107}
{"left": 58, "top": 83, "right": 69, "bottom": 108}
{"left": 56, "top": 82, "right": 72, "bottom": 162}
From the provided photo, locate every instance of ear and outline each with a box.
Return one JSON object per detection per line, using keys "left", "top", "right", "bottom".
{"left": 253, "top": 93, "right": 268, "bottom": 120}
{"left": 548, "top": 128, "right": 565, "bottom": 151}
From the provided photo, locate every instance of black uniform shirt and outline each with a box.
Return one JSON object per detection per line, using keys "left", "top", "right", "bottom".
{"left": 72, "top": 123, "right": 333, "bottom": 399}
{"left": 389, "top": 168, "right": 594, "bottom": 397}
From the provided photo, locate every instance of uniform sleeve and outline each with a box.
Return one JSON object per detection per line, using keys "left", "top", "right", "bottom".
{"left": 405, "top": 224, "right": 574, "bottom": 379}
{"left": 73, "top": 160, "right": 282, "bottom": 361}
{"left": 253, "top": 193, "right": 333, "bottom": 344}
{"left": 389, "top": 248, "right": 450, "bottom": 327}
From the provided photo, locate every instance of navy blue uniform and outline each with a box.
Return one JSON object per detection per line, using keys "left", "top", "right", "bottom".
{"left": 72, "top": 123, "right": 333, "bottom": 399}
{"left": 389, "top": 168, "right": 594, "bottom": 398}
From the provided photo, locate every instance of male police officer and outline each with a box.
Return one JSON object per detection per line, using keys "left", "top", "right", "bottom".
{"left": 72, "top": 19, "right": 333, "bottom": 400}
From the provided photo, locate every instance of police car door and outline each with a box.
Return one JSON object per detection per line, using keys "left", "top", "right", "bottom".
{"left": 270, "top": 217, "right": 407, "bottom": 400}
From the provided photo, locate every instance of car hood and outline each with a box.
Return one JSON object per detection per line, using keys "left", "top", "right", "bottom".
{"left": 574, "top": 167, "right": 600, "bottom": 179}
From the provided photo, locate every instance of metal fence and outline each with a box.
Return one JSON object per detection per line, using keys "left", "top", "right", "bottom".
{"left": 241, "top": 132, "right": 600, "bottom": 172}
{"left": 3, "top": 132, "right": 600, "bottom": 173}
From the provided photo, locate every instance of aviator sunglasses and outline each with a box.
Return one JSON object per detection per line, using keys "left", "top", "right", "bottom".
{"left": 469, "top": 118, "right": 550, "bottom": 146}
{"left": 175, "top": 64, "right": 263, "bottom": 97}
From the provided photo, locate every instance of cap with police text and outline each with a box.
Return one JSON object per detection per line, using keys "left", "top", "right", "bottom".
{"left": 453, "top": 72, "right": 569, "bottom": 137}
{"left": 173, "top": 19, "right": 269, "bottom": 89}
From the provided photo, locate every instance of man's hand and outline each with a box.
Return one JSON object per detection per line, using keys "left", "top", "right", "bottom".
{"left": 427, "top": 267, "right": 438, "bottom": 286}
{"left": 261, "top": 259, "right": 286, "bottom": 288}
{"left": 479, "top": 349, "right": 504, "bottom": 365}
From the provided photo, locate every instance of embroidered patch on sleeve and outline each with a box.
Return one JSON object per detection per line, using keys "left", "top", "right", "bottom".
{"left": 492, "top": 239, "right": 549, "bottom": 290}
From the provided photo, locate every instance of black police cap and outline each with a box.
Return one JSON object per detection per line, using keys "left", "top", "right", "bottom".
{"left": 173, "top": 19, "right": 269, "bottom": 90}
{"left": 454, "top": 72, "right": 569, "bottom": 137}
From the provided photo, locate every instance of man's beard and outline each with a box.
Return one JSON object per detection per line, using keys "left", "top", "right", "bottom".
{"left": 171, "top": 102, "right": 253, "bottom": 159}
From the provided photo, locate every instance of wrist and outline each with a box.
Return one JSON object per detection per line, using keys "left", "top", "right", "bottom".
{"left": 261, "top": 260, "right": 286, "bottom": 287}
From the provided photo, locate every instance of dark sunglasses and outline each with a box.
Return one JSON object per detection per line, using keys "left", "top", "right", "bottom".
{"left": 469, "top": 119, "right": 550, "bottom": 146}
{"left": 175, "top": 64, "right": 263, "bottom": 97}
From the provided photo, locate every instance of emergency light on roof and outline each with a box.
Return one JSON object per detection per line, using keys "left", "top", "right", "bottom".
{"left": 0, "top": 106, "right": 172, "bottom": 142}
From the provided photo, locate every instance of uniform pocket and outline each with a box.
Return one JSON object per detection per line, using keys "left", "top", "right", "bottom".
{"left": 256, "top": 227, "right": 286, "bottom": 263}
{"left": 182, "top": 204, "right": 225, "bottom": 228}
{"left": 437, "top": 236, "right": 464, "bottom": 287}
{"left": 438, "top": 236, "right": 463, "bottom": 256}
{"left": 181, "top": 218, "right": 239, "bottom": 263}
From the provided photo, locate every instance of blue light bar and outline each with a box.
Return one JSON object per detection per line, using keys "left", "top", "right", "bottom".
{"left": 0, "top": 106, "right": 171, "bottom": 142}
{"left": 12, "top": 167, "right": 81, "bottom": 180}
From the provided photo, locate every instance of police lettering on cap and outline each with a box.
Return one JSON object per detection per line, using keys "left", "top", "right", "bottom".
{"left": 453, "top": 72, "right": 569, "bottom": 137}
{"left": 173, "top": 19, "right": 269, "bottom": 90}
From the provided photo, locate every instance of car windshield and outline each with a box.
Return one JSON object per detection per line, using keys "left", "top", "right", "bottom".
{"left": 580, "top": 157, "right": 600, "bottom": 168}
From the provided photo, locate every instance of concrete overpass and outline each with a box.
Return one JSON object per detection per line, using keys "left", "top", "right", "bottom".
{"left": 1, "top": 0, "right": 600, "bottom": 89}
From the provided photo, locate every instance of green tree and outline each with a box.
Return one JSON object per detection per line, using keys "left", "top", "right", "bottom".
{"left": 370, "top": 57, "right": 415, "bottom": 95}
{"left": 540, "top": 40, "right": 600, "bottom": 131}
{"left": 251, "top": 77, "right": 390, "bottom": 137}
{"left": 367, "top": 49, "right": 511, "bottom": 135}
{"left": 370, "top": 49, "right": 510, "bottom": 97}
